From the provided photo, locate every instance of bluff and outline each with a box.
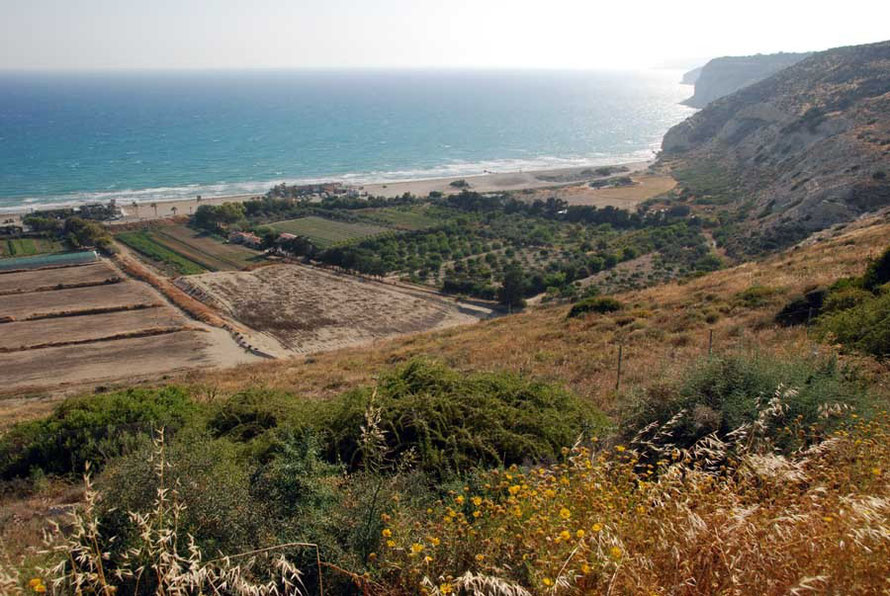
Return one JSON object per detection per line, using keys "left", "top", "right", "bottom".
{"left": 663, "top": 40, "right": 890, "bottom": 257}
{"left": 682, "top": 52, "right": 812, "bottom": 108}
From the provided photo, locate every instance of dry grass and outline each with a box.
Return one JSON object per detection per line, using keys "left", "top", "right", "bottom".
{"left": 374, "top": 409, "right": 890, "bottom": 594}
{"left": 180, "top": 214, "right": 890, "bottom": 416}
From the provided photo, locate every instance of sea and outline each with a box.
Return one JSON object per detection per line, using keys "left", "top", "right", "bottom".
{"left": 0, "top": 69, "right": 695, "bottom": 212}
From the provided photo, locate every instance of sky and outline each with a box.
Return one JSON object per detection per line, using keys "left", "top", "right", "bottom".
{"left": 2, "top": 0, "right": 889, "bottom": 71}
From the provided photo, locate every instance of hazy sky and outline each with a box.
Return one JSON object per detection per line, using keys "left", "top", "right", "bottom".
{"left": 2, "top": 0, "right": 888, "bottom": 70}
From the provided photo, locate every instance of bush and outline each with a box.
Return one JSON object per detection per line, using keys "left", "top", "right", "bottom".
{"left": 861, "top": 245, "right": 890, "bottom": 291}
{"left": 320, "top": 359, "right": 606, "bottom": 477}
{"left": 817, "top": 291, "right": 890, "bottom": 357}
{"left": 623, "top": 354, "right": 872, "bottom": 452}
{"left": 567, "top": 296, "right": 623, "bottom": 318}
{"left": 0, "top": 387, "right": 198, "bottom": 480}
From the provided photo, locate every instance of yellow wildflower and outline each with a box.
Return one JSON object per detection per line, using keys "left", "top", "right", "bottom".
{"left": 431, "top": 537, "right": 441, "bottom": 546}
{"left": 455, "top": 495, "right": 465, "bottom": 505}
{"left": 615, "top": 445, "right": 626, "bottom": 452}
{"left": 508, "top": 485, "right": 521, "bottom": 495}
{"left": 610, "top": 546, "right": 622, "bottom": 558}
{"left": 386, "top": 540, "right": 396, "bottom": 548}
{"left": 440, "top": 583, "right": 454, "bottom": 594}
{"left": 576, "top": 529, "right": 585, "bottom": 539}
{"left": 542, "top": 578, "right": 553, "bottom": 587}
{"left": 382, "top": 528, "right": 392, "bottom": 538}
{"left": 28, "top": 580, "right": 42, "bottom": 589}
{"left": 424, "top": 555, "right": 433, "bottom": 564}
{"left": 559, "top": 530, "right": 571, "bottom": 541}
{"left": 581, "top": 563, "right": 591, "bottom": 574}
{"left": 559, "top": 507, "right": 571, "bottom": 519}
{"left": 592, "top": 523, "right": 603, "bottom": 532}
{"left": 472, "top": 496, "right": 482, "bottom": 506}
{"left": 410, "top": 543, "right": 424, "bottom": 554}
{"left": 475, "top": 553, "right": 485, "bottom": 562}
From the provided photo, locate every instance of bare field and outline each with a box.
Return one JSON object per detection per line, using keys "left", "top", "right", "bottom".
{"left": 1, "top": 307, "right": 187, "bottom": 351}
{"left": 0, "top": 280, "right": 161, "bottom": 320}
{"left": 522, "top": 173, "right": 677, "bottom": 207}
{"left": 177, "top": 264, "right": 490, "bottom": 353}
{"left": 0, "top": 262, "right": 121, "bottom": 295}
{"left": 0, "top": 260, "right": 260, "bottom": 394}
{"left": 0, "top": 331, "right": 219, "bottom": 389}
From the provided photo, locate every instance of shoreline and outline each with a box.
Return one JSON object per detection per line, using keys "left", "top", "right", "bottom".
{"left": 2, "top": 160, "right": 653, "bottom": 224}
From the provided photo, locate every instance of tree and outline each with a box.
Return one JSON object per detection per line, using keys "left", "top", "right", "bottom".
{"left": 131, "top": 201, "right": 139, "bottom": 219}
{"left": 498, "top": 263, "right": 527, "bottom": 310}
{"left": 171, "top": 206, "right": 178, "bottom": 218}
{"left": 151, "top": 202, "right": 158, "bottom": 217}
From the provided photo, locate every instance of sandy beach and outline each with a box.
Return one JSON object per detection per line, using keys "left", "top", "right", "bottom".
{"left": 4, "top": 161, "right": 654, "bottom": 225}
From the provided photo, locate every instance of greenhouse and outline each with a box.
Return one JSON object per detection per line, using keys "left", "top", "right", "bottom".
{"left": 0, "top": 250, "right": 99, "bottom": 272}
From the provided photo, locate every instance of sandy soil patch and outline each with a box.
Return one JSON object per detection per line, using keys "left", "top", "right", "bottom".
{"left": 521, "top": 173, "right": 676, "bottom": 208}
{"left": 177, "top": 263, "right": 491, "bottom": 354}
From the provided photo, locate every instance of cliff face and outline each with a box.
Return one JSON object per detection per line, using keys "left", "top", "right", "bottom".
{"left": 663, "top": 41, "right": 890, "bottom": 256}
{"left": 682, "top": 53, "right": 812, "bottom": 108}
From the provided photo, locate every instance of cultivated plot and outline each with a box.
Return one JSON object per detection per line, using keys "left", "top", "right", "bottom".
{"left": 269, "top": 216, "right": 389, "bottom": 247}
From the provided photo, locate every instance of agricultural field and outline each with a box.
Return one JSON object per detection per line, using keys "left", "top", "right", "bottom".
{"left": 0, "top": 237, "right": 65, "bottom": 258}
{"left": 116, "top": 231, "right": 207, "bottom": 275}
{"left": 176, "top": 263, "right": 491, "bottom": 353}
{"left": 117, "top": 223, "right": 261, "bottom": 274}
{"left": 0, "top": 259, "right": 255, "bottom": 393}
{"left": 269, "top": 216, "right": 390, "bottom": 247}
{"left": 356, "top": 205, "right": 440, "bottom": 230}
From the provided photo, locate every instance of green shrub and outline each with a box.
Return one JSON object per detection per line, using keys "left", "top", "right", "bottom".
{"left": 98, "top": 431, "right": 272, "bottom": 561}
{"left": 320, "top": 359, "right": 606, "bottom": 477}
{"left": 822, "top": 286, "right": 874, "bottom": 314}
{"left": 734, "top": 284, "right": 780, "bottom": 308}
{"left": 0, "top": 387, "right": 198, "bottom": 480}
{"left": 861, "top": 245, "right": 890, "bottom": 291}
{"left": 624, "top": 354, "right": 872, "bottom": 452}
{"left": 817, "top": 291, "right": 890, "bottom": 357}
{"left": 567, "top": 296, "right": 623, "bottom": 318}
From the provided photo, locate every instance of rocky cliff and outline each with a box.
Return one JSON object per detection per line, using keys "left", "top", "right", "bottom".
{"left": 663, "top": 40, "right": 890, "bottom": 256}
{"left": 682, "top": 52, "right": 812, "bottom": 108}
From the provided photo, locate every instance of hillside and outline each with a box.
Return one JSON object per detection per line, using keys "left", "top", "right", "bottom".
{"left": 3, "top": 207, "right": 890, "bottom": 594}
{"left": 664, "top": 40, "right": 890, "bottom": 257}
{"left": 681, "top": 52, "right": 811, "bottom": 108}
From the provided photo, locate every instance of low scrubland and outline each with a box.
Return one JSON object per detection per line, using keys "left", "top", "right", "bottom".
{"left": 2, "top": 215, "right": 890, "bottom": 594}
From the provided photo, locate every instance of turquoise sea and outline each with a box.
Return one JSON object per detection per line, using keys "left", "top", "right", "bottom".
{"left": 0, "top": 69, "right": 694, "bottom": 211}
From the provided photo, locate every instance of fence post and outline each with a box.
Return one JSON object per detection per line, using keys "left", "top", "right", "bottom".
{"left": 615, "top": 344, "right": 623, "bottom": 391}
{"left": 708, "top": 329, "right": 714, "bottom": 358}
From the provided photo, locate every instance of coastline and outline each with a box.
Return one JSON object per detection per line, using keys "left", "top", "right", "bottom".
{"left": 3, "top": 160, "right": 653, "bottom": 224}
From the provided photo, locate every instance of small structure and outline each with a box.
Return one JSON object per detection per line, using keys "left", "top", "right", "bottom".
{"left": 228, "top": 231, "right": 263, "bottom": 249}
{"left": 277, "top": 233, "right": 298, "bottom": 242}
{"left": 0, "top": 224, "right": 24, "bottom": 237}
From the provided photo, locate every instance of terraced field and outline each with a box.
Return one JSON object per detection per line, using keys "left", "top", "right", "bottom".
{"left": 269, "top": 216, "right": 389, "bottom": 247}
{"left": 0, "top": 259, "right": 257, "bottom": 393}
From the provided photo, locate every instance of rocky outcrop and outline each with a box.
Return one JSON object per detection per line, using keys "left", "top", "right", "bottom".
{"left": 662, "top": 40, "right": 890, "bottom": 256}
{"left": 682, "top": 52, "right": 812, "bottom": 108}
{"left": 680, "top": 66, "right": 703, "bottom": 86}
